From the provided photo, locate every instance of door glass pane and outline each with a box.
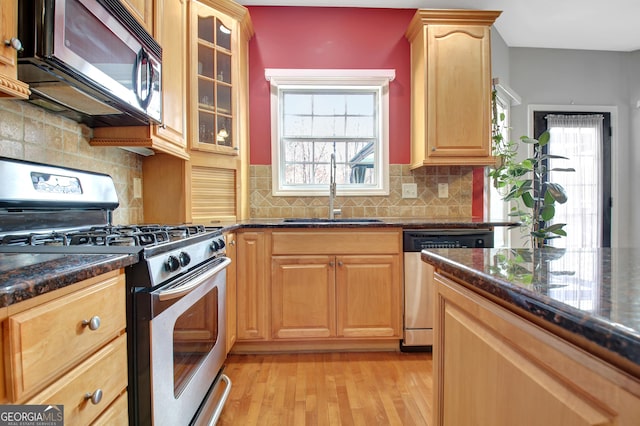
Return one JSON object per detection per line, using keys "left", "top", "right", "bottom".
{"left": 173, "top": 287, "right": 218, "bottom": 397}
{"left": 217, "top": 21, "right": 231, "bottom": 50}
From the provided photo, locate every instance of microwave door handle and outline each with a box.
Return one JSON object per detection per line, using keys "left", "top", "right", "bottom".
{"left": 133, "top": 48, "right": 153, "bottom": 110}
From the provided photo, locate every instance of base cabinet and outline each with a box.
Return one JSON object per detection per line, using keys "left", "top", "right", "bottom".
{"left": 272, "top": 253, "right": 401, "bottom": 340}
{"left": 235, "top": 229, "right": 403, "bottom": 347}
{"left": 434, "top": 272, "right": 640, "bottom": 426}
{"left": 1, "top": 270, "right": 128, "bottom": 423}
{"left": 236, "top": 231, "right": 270, "bottom": 340}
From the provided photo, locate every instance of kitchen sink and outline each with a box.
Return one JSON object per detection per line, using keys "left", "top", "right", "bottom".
{"left": 282, "top": 218, "right": 384, "bottom": 223}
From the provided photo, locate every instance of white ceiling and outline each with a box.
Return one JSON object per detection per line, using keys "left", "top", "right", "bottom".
{"left": 236, "top": 0, "right": 640, "bottom": 52}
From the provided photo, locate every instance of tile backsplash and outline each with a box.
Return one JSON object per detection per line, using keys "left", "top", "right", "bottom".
{"left": 250, "top": 164, "right": 474, "bottom": 219}
{"left": 0, "top": 100, "right": 143, "bottom": 224}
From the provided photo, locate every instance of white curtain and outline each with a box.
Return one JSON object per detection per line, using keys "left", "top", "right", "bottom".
{"left": 546, "top": 114, "right": 604, "bottom": 248}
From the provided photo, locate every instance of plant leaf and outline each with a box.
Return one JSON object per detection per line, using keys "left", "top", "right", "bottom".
{"left": 544, "top": 190, "right": 555, "bottom": 206}
{"left": 541, "top": 204, "right": 555, "bottom": 221}
{"left": 546, "top": 182, "right": 568, "bottom": 203}
{"left": 521, "top": 191, "right": 535, "bottom": 208}
{"left": 550, "top": 167, "right": 576, "bottom": 172}
{"left": 520, "top": 136, "right": 537, "bottom": 144}
{"left": 538, "top": 131, "right": 551, "bottom": 147}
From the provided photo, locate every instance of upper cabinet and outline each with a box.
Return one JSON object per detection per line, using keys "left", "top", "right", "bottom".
{"left": 0, "top": 0, "right": 30, "bottom": 99}
{"left": 92, "top": 0, "right": 189, "bottom": 159}
{"left": 188, "top": 0, "right": 253, "bottom": 156}
{"left": 405, "top": 9, "right": 501, "bottom": 168}
{"left": 120, "top": 0, "right": 153, "bottom": 33}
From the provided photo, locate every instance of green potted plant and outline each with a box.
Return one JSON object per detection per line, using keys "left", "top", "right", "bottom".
{"left": 489, "top": 90, "right": 575, "bottom": 248}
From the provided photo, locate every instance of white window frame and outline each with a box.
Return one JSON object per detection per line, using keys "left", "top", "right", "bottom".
{"left": 265, "top": 68, "right": 394, "bottom": 196}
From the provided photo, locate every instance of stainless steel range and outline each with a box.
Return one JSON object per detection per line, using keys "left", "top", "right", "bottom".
{"left": 0, "top": 157, "right": 232, "bottom": 425}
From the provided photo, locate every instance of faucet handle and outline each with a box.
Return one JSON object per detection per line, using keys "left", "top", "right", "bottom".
{"left": 332, "top": 208, "right": 342, "bottom": 217}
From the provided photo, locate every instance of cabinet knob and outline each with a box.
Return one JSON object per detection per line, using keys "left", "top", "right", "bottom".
{"left": 431, "top": 147, "right": 436, "bottom": 152}
{"left": 329, "top": 261, "right": 335, "bottom": 267}
{"left": 229, "top": 240, "right": 235, "bottom": 246}
{"left": 338, "top": 261, "right": 343, "bottom": 267}
{"left": 4, "top": 37, "right": 23, "bottom": 52}
{"left": 82, "top": 316, "right": 101, "bottom": 331}
{"left": 85, "top": 389, "right": 103, "bottom": 405}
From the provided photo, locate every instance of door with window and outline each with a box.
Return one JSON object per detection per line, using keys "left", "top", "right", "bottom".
{"left": 533, "top": 111, "right": 612, "bottom": 247}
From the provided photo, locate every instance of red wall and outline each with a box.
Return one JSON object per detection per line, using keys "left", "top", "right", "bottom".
{"left": 247, "top": 6, "right": 414, "bottom": 165}
{"left": 246, "top": 6, "right": 485, "bottom": 218}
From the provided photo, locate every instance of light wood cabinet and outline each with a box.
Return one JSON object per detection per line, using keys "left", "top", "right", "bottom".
{"left": 92, "top": 0, "right": 189, "bottom": 159}
{"left": 142, "top": 151, "right": 241, "bottom": 224}
{"left": 0, "top": 0, "right": 30, "bottom": 99}
{"left": 139, "top": 0, "right": 253, "bottom": 223}
{"left": 405, "top": 9, "right": 501, "bottom": 168}
{"left": 433, "top": 272, "right": 640, "bottom": 426}
{"left": 225, "top": 231, "right": 237, "bottom": 353}
{"left": 188, "top": 0, "right": 253, "bottom": 157}
{"left": 272, "top": 255, "right": 336, "bottom": 339}
{"left": 120, "top": 0, "right": 153, "bottom": 32}
{"left": 270, "top": 229, "right": 402, "bottom": 341}
{"left": 236, "top": 230, "right": 270, "bottom": 340}
{"left": 1, "top": 270, "right": 128, "bottom": 423}
{"left": 272, "top": 253, "right": 401, "bottom": 340}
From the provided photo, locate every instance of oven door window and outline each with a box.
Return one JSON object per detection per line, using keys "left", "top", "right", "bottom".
{"left": 173, "top": 287, "right": 219, "bottom": 397}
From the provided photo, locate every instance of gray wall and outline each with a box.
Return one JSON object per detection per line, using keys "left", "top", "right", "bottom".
{"left": 502, "top": 47, "right": 636, "bottom": 247}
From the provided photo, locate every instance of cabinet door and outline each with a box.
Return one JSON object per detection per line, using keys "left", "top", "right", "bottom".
{"left": 189, "top": 2, "right": 238, "bottom": 155}
{"left": 225, "top": 232, "right": 237, "bottom": 353}
{"left": 426, "top": 24, "right": 491, "bottom": 159}
{"left": 336, "top": 255, "right": 401, "bottom": 338}
{"left": 120, "top": 0, "right": 153, "bottom": 32}
{"left": 153, "top": 0, "right": 188, "bottom": 153}
{"left": 434, "top": 274, "right": 640, "bottom": 426}
{"left": 236, "top": 231, "right": 269, "bottom": 340}
{"left": 0, "top": 0, "right": 30, "bottom": 99}
{"left": 272, "top": 256, "right": 336, "bottom": 339}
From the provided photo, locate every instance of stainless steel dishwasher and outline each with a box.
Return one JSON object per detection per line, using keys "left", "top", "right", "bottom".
{"left": 401, "top": 229, "right": 494, "bottom": 351}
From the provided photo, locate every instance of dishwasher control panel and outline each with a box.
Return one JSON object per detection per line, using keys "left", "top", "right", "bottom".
{"left": 402, "top": 229, "right": 494, "bottom": 252}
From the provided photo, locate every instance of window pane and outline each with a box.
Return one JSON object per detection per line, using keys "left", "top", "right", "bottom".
{"left": 284, "top": 141, "right": 313, "bottom": 162}
{"left": 312, "top": 116, "right": 345, "bottom": 137}
{"left": 283, "top": 115, "right": 312, "bottom": 137}
{"left": 313, "top": 142, "right": 334, "bottom": 162}
{"left": 346, "top": 93, "right": 374, "bottom": 115}
{"left": 284, "top": 93, "right": 312, "bottom": 114}
{"left": 314, "top": 94, "right": 345, "bottom": 115}
{"left": 345, "top": 116, "right": 374, "bottom": 137}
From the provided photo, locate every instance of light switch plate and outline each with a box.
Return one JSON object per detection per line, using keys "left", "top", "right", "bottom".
{"left": 438, "top": 183, "right": 449, "bottom": 198}
{"left": 402, "top": 183, "right": 418, "bottom": 198}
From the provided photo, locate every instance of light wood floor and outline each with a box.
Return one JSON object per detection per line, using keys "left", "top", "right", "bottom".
{"left": 218, "top": 351, "right": 433, "bottom": 426}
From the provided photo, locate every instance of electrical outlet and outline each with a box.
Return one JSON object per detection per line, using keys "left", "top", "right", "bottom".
{"left": 438, "top": 183, "right": 449, "bottom": 198}
{"left": 402, "top": 183, "right": 418, "bottom": 199}
{"left": 133, "top": 178, "right": 142, "bottom": 199}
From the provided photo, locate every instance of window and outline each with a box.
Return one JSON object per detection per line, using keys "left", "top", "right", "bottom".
{"left": 266, "top": 69, "right": 394, "bottom": 196}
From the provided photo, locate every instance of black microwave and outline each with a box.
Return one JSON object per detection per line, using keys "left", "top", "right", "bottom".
{"left": 17, "top": 0, "right": 162, "bottom": 127}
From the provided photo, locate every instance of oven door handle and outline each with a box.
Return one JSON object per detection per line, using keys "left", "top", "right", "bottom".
{"left": 158, "top": 257, "right": 231, "bottom": 301}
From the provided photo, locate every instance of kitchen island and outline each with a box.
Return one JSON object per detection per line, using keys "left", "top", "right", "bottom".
{"left": 422, "top": 247, "right": 640, "bottom": 425}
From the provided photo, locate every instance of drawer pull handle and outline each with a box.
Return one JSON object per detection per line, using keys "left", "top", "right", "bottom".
{"left": 85, "top": 389, "right": 103, "bottom": 405}
{"left": 82, "top": 316, "right": 101, "bottom": 331}
{"left": 338, "top": 261, "right": 343, "bottom": 267}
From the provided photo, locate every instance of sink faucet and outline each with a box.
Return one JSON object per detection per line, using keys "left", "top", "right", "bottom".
{"left": 329, "top": 153, "right": 341, "bottom": 219}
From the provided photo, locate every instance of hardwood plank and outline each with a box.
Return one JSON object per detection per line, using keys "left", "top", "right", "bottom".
{"left": 218, "top": 351, "right": 432, "bottom": 425}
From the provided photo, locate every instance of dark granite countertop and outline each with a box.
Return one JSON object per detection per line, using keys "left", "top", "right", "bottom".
{"left": 421, "top": 247, "right": 640, "bottom": 377}
{"left": 219, "top": 217, "right": 519, "bottom": 230}
{"left": 0, "top": 252, "right": 140, "bottom": 308}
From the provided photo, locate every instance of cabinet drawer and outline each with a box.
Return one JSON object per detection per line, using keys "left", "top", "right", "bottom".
{"left": 6, "top": 274, "right": 126, "bottom": 401}
{"left": 272, "top": 230, "right": 401, "bottom": 255}
{"left": 26, "top": 334, "right": 128, "bottom": 425}
{"left": 92, "top": 390, "right": 129, "bottom": 426}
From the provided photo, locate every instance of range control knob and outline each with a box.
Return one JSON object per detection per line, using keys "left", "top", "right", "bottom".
{"left": 210, "top": 239, "right": 222, "bottom": 251}
{"left": 165, "top": 255, "right": 180, "bottom": 272}
{"left": 179, "top": 252, "right": 191, "bottom": 267}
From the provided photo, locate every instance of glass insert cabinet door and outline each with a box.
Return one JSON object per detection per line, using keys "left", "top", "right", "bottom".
{"left": 190, "top": 1, "right": 237, "bottom": 154}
